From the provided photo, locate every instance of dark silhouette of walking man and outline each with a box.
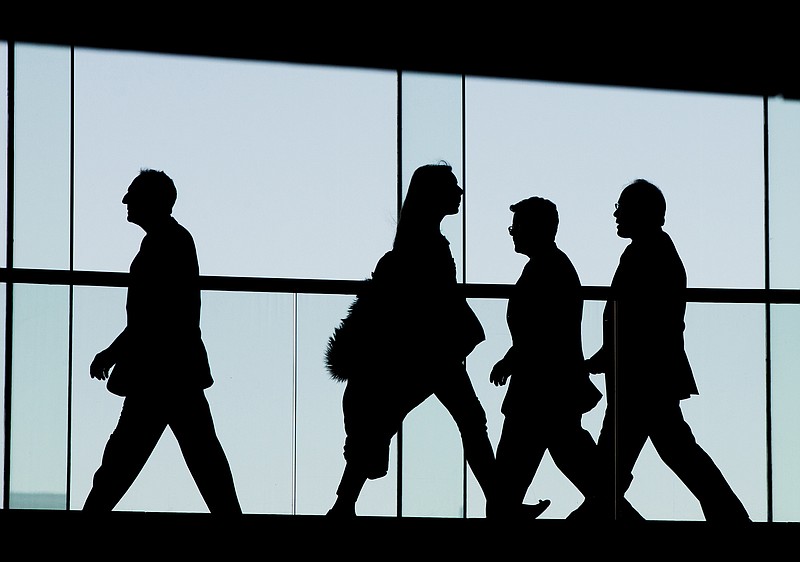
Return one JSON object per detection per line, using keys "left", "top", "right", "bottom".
{"left": 488, "top": 197, "right": 601, "bottom": 519}
{"left": 573, "top": 178, "right": 749, "bottom": 522}
{"left": 83, "top": 169, "right": 241, "bottom": 514}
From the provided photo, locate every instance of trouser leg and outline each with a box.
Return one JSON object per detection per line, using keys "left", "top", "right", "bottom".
{"left": 593, "top": 400, "right": 648, "bottom": 520}
{"left": 332, "top": 377, "right": 414, "bottom": 515}
{"left": 491, "top": 415, "right": 546, "bottom": 516}
{"left": 649, "top": 401, "right": 750, "bottom": 522}
{"left": 434, "top": 364, "right": 496, "bottom": 501}
{"left": 170, "top": 391, "right": 241, "bottom": 515}
{"left": 548, "top": 413, "right": 599, "bottom": 499}
{"left": 83, "top": 396, "right": 166, "bottom": 511}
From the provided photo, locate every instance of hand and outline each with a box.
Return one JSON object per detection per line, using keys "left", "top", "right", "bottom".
{"left": 490, "top": 359, "right": 511, "bottom": 387}
{"left": 90, "top": 349, "right": 115, "bottom": 381}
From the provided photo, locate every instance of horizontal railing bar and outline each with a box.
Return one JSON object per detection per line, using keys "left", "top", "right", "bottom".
{"left": 1, "top": 268, "right": 799, "bottom": 304}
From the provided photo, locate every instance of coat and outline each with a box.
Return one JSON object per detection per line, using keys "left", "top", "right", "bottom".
{"left": 599, "top": 230, "right": 698, "bottom": 403}
{"left": 501, "top": 243, "right": 601, "bottom": 416}
{"left": 106, "top": 216, "right": 213, "bottom": 396}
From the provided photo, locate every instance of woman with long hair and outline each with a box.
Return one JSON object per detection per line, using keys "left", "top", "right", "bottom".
{"left": 327, "top": 162, "right": 495, "bottom": 517}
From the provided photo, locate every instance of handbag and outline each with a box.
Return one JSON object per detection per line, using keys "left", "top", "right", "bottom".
{"left": 325, "top": 251, "right": 397, "bottom": 382}
{"left": 325, "top": 281, "right": 378, "bottom": 382}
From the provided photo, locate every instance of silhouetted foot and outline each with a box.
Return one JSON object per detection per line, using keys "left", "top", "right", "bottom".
{"left": 568, "top": 496, "right": 644, "bottom": 522}
{"left": 567, "top": 497, "right": 605, "bottom": 521}
{"left": 326, "top": 504, "right": 356, "bottom": 519}
{"left": 520, "top": 499, "right": 551, "bottom": 519}
{"left": 567, "top": 499, "right": 592, "bottom": 521}
{"left": 487, "top": 499, "right": 550, "bottom": 520}
{"left": 616, "top": 498, "right": 645, "bottom": 521}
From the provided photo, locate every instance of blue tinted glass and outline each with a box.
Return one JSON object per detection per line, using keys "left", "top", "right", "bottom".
{"left": 11, "top": 284, "right": 70, "bottom": 509}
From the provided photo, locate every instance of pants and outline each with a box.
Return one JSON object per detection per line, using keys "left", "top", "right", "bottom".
{"left": 341, "top": 361, "right": 495, "bottom": 495}
{"left": 597, "top": 397, "right": 749, "bottom": 521}
{"left": 83, "top": 389, "right": 241, "bottom": 514}
{"left": 494, "top": 408, "right": 598, "bottom": 510}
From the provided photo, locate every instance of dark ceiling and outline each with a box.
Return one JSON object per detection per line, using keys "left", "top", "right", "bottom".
{"left": 1, "top": 15, "right": 797, "bottom": 100}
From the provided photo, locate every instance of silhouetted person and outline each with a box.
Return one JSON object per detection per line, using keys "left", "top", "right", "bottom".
{"left": 488, "top": 197, "right": 601, "bottom": 519}
{"left": 327, "top": 162, "right": 495, "bottom": 517}
{"left": 572, "top": 179, "right": 749, "bottom": 522}
{"left": 83, "top": 169, "right": 241, "bottom": 514}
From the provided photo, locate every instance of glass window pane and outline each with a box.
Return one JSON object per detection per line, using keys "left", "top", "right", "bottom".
{"left": 465, "top": 297, "right": 506, "bottom": 518}
{"left": 71, "top": 287, "right": 295, "bottom": 514}
{"left": 402, "top": 396, "right": 464, "bottom": 517}
{"left": 13, "top": 44, "right": 71, "bottom": 270}
{"left": 0, "top": 39, "right": 6, "bottom": 502}
{"left": 618, "top": 302, "right": 766, "bottom": 521}
{"left": 467, "top": 297, "right": 607, "bottom": 519}
{"left": 400, "top": 71, "right": 467, "bottom": 517}
{"left": 478, "top": 297, "right": 766, "bottom": 521}
{"left": 296, "top": 293, "right": 398, "bottom": 517}
{"left": 1, "top": 41, "right": 7, "bottom": 266}
{"left": 401, "top": 71, "right": 465, "bottom": 279}
{"left": 10, "top": 284, "right": 69, "bottom": 509}
{"left": 73, "top": 49, "right": 397, "bottom": 280}
{"left": 201, "top": 290, "right": 295, "bottom": 515}
{"left": 770, "top": 303, "right": 800, "bottom": 522}
{"left": 465, "top": 77, "right": 765, "bottom": 290}
{"left": 767, "top": 96, "right": 800, "bottom": 289}
{"left": 70, "top": 286, "right": 127, "bottom": 510}
{"left": 0, "top": 283, "right": 5, "bottom": 503}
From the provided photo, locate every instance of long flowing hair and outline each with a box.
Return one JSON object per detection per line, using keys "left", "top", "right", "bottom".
{"left": 393, "top": 161, "right": 453, "bottom": 250}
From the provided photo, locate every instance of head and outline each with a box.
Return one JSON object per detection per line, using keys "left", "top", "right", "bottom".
{"left": 122, "top": 169, "right": 177, "bottom": 229}
{"left": 508, "top": 196, "right": 559, "bottom": 256}
{"left": 394, "top": 162, "right": 462, "bottom": 245}
{"left": 613, "top": 179, "right": 666, "bottom": 239}
{"left": 401, "top": 162, "right": 462, "bottom": 219}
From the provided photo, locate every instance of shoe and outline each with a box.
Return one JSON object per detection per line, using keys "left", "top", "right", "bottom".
{"left": 326, "top": 505, "right": 356, "bottom": 519}
{"left": 616, "top": 498, "right": 645, "bottom": 522}
{"left": 520, "top": 499, "right": 551, "bottom": 519}
{"left": 486, "top": 499, "right": 550, "bottom": 520}
{"left": 567, "top": 498, "right": 598, "bottom": 521}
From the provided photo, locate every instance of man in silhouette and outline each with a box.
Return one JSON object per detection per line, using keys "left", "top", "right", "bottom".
{"left": 574, "top": 179, "right": 749, "bottom": 522}
{"left": 488, "top": 197, "right": 601, "bottom": 519}
{"left": 83, "top": 169, "right": 241, "bottom": 514}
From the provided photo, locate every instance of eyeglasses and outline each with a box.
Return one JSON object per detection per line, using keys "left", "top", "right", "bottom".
{"left": 508, "top": 225, "right": 515, "bottom": 235}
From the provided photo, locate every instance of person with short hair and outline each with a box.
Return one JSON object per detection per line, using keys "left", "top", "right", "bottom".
{"left": 488, "top": 196, "right": 601, "bottom": 519}
{"left": 573, "top": 178, "right": 750, "bottom": 522}
{"left": 83, "top": 169, "right": 241, "bottom": 515}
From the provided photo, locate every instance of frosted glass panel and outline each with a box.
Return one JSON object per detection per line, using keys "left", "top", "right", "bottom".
{"left": 465, "top": 77, "right": 764, "bottom": 289}
{"left": 13, "top": 44, "right": 71, "bottom": 270}
{"left": 770, "top": 303, "right": 800, "bottom": 522}
{"left": 10, "top": 284, "right": 70, "bottom": 509}
{"left": 767, "top": 97, "right": 800, "bottom": 289}
{"left": 71, "top": 287, "right": 295, "bottom": 514}
{"left": 73, "top": 49, "right": 397, "bottom": 281}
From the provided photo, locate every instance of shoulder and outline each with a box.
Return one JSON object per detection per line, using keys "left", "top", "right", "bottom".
{"left": 372, "top": 249, "right": 402, "bottom": 281}
{"left": 161, "top": 218, "right": 197, "bottom": 249}
{"left": 169, "top": 217, "right": 194, "bottom": 238}
{"left": 549, "top": 247, "right": 581, "bottom": 284}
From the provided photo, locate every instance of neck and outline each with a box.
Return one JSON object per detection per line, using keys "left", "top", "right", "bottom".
{"left": 522, "top": 239, "right": 556, "bottom": 257}
{"left": 630, "top": 227, "right": 663, "bottom": 241}
{"left": 138, "top": 214, "right": 172, "bottom": 233}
